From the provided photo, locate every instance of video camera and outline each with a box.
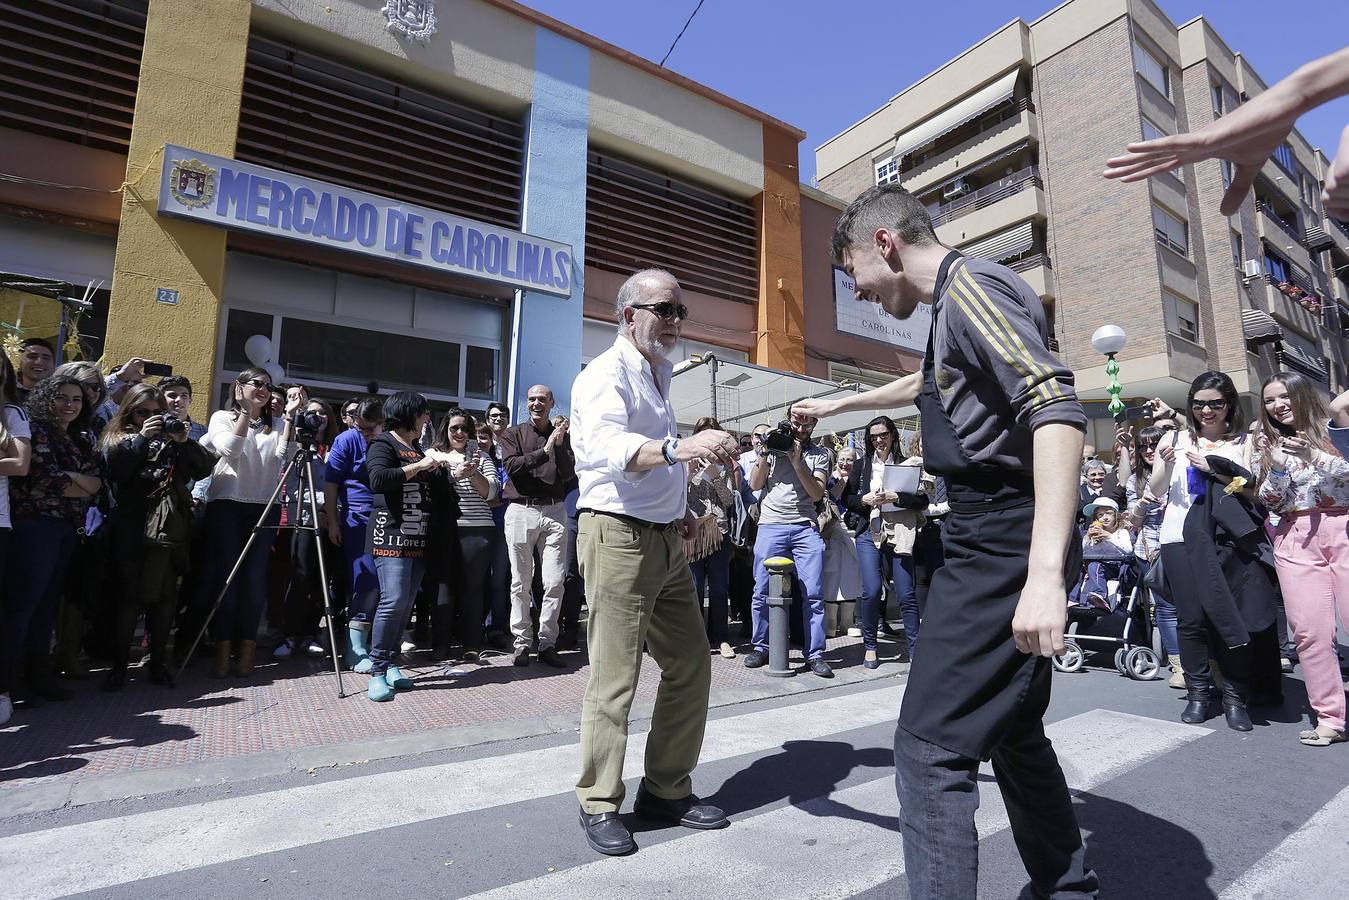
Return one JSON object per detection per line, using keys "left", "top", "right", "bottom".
{"left": 762, "top": 420, "right": 796, "bottom": 453}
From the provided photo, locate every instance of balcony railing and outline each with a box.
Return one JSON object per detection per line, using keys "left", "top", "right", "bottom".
{"left": 1256, "top": 200, "right": 1304, "bottom": 247}
{"left": 1334, "top": 217, "right": 1349, "bottom": 241}
{"left": 1265, "top": 269, "right": 1315, "bottom": 296}
{"left": 930, "top": 165, "right": 1042, "bottom": 228}
{"left": 1007, "top": 253, "right": 1052, "bottom": 274}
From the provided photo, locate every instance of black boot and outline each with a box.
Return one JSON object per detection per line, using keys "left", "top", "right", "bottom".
{"left": 1180, "top": 671, "right": 1216, "bottom": 725}
{"left": 1220, "top": 673, "right": 1254, "bottom": 732}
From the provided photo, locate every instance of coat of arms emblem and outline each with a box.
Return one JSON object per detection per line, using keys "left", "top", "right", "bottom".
{"left": 382, "top": 0, "right": 437, "bottom": 42}
{"left": 168, "top": 157, "right": 216, "bottom": 210}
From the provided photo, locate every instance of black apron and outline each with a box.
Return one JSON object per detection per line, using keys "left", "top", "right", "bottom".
{"left": 897, "top": 253, "right": 1075, "bottom": 761}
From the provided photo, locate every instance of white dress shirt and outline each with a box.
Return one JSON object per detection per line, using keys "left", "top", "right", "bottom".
{"left": 571, "top": 334, "right": 686, "bottom": 523}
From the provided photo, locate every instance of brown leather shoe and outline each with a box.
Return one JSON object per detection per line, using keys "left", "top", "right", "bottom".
{"left": 210, "top": 640, "right": 233, "bottom": 679}
{"left": 236, "top": 640, "right": 257, "bottom": 676}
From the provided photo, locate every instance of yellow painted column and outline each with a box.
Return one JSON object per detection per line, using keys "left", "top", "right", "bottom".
{"left": 104, "top": 0, "right": 252, "bottom": 418}
{"left": 753, "top": 125, "right": 806, "bottom": 374}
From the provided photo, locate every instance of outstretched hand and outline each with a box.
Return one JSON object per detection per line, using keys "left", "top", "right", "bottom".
{"left": 1103, "top": 78, "right": 1303, "bottom": 215}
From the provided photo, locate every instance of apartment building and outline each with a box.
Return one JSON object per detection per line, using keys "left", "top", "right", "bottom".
{"left": 816, "top": 0, "right": 1349, "bottom": 444}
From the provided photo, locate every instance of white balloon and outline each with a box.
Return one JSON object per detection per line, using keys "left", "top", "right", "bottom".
{"left": 261, "top": 361, "right": 284, "bottom": 385}
{"left": 244, "top": 334, "right": 273, "bottom": 367}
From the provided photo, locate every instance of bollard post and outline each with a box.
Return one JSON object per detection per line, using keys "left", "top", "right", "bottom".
{"left": 764, "top": 556, "right": 795, "bottom": 677}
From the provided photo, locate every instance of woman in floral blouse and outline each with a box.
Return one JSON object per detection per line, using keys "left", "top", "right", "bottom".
{"left": 1, "top": 375, "right": 103, "bottom": 709}
{"left": 1256, "top": 371, "right": 1349, "bottom": 747}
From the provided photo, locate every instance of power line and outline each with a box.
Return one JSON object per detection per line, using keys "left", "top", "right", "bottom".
{"left": 659, "top": 0, "right": 706, "bottom": 67}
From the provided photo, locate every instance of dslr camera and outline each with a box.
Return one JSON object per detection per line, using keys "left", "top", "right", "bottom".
{"left": 293, "top": 409, "right": 325, "bottom": 446}
{"left": 762, "top": 420, "right": 797, "bottom": 454}
{"left": 160, "top": 412, "right": 188, "bottom": 437}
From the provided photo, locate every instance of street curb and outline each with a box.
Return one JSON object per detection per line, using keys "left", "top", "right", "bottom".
{"left": 0, "top": 661, "right": 906, "bottom": 820}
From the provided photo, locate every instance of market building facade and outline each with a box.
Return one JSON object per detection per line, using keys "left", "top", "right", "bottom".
{"left": 3, "top": 0, "right": 915, "bottom": 425}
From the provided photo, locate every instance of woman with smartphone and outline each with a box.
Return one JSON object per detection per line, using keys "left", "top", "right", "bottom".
{"left": 427, "top": 409, "right": 493, "bottom": 661}
{"left": 1151, "top": 372, "right": 1277, "bottom": 732}
{"left": 1255, "top": 372, "right": 1349, "bottom": 747}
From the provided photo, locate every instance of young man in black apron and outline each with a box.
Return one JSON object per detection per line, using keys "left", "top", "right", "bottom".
{"left": 797, "top": 184, "right": 1097, "bottom": 899}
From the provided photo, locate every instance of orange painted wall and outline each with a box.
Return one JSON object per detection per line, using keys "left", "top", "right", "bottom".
{"left": 753, "top": 125, "right": 806, "bottom": 373}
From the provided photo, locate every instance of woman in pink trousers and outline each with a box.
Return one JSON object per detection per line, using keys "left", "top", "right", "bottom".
{"left": 1256, "top": 372, "right": 1349, "bottom": 747}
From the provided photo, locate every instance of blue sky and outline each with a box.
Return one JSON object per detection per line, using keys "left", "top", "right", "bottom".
{"left": 526, "top": 0, "right": 1349, "bottom": 186}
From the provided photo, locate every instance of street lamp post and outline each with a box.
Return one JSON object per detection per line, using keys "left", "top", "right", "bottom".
{"left": 1090, "top": 325, "right": 1128, "bottom": 418}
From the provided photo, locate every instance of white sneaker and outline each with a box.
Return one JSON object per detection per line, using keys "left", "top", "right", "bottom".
{"left": 401, "top": 638, "right": 418, "bottom": 653}
{"left": 272, "top": 638, "right": 296, "bottom": 659}
{"left": 0, "top": 692, "right": 12, "bottom": 726}
{"left": 303, "top": 638, "right": 326, "bottom": 658}
{"left": 847, "top": 627, "right": 862, "bottom": 638}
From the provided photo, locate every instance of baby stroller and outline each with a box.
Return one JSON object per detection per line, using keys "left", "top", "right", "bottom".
{"left": 1052, "top": 541, "right": 1161, "bottom": 680}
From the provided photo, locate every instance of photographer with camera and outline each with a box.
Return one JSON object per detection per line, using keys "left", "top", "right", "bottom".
{"left": 192, "top": 367, "right": 299, "bottom": 679}
{"left": 324, "top": 397, "right": 384, "bottom": 672}
{"left": 744, "top": 406, "right": 833, "bottom": 678}
{"left": 275, "top": 397, "right": 340, "bottom": 661}
{"left": 100, "top": 384, "right": 216, "bottom": 690}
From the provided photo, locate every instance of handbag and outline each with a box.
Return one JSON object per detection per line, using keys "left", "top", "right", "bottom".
{"left": 1139, "top": 531, "right": 1169, "bottom": 599}
{"left": 683, "top": 514, "right": 723, "bottom": 562}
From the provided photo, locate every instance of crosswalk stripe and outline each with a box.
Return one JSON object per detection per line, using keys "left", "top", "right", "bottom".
{"left": 463, "top": 710, "right": 1210, "bottom": 900}
{"left": 2, "top": 684, "right": 906, "bottom": 900}
{"left": 1218, "top": 783, "right": 1349, "bottom": 900}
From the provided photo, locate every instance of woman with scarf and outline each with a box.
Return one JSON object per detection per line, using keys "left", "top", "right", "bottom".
{"left": 1152, "top": 372, "right": 1278, "bottom": 732}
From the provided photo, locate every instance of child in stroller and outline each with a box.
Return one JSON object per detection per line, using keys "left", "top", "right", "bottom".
{"left": 1057, "top": 497, "right": 1162, "bottom": 679}
{"left": 1072, "top": 498, "right": 1134, "bottom": 611}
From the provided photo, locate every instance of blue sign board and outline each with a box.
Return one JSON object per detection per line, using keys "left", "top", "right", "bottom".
{"left": 157, "top": 144, "right": 574, "bottom": 298}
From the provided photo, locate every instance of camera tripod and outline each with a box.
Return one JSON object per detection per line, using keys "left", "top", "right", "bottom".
{"left": 175, "top": 441, "right": 348, "bottom": 697}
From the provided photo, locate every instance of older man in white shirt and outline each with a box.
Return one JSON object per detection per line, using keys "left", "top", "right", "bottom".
{"left": 570, "top": 268, "right": 740, "bottom": 856}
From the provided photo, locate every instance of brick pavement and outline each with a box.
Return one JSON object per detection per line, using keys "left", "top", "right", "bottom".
{"left": 0, "top": 631, "right": 900, "bottom": 791}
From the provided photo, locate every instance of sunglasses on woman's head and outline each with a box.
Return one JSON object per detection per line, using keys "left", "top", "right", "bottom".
{"left": 630, "top": 301, "right": 689, "bottom": 321}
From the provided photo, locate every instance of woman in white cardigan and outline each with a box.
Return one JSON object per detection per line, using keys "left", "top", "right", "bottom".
{"left": 194, "top": 367, "right": 297, "bottom": 678}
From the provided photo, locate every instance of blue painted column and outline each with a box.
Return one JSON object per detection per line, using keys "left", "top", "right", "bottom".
{"left": 508, "top": 27, "right": 589, "bottom": 418}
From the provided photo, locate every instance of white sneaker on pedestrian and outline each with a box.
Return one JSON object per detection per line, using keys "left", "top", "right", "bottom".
{"left": 401, "top": 631, "right": 418, "bottom": 653}
{"left": 0, "top": 692, "right": 11, "bottom": 726}
{"left": 303, "top": 638, "right": 326, "bottom": 657}
{"left": 847, "top": 627, "right": 862, "bottom": 638}
{"left": 272, "top": 638, "right": 296, "bottom": 659}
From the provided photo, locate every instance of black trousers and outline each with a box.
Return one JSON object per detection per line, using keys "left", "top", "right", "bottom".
{"left": 896, "top": 500, "right": 1095, "bottom": 897}
{"left": 1160, "top": 544, "right": 1254, "bottom": 704}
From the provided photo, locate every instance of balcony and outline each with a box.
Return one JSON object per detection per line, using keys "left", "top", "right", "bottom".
{"left": 1008, "top": 253, "right": 1054, "bottom": 298}
{"left": 934, "top": 180, "right": 1046, "bottom": 249}
{"left": 1256, "top": 200, "right": 1305, "bottom": 247}
{"left": 901, "top": 104, "right": 1038, "bottom": 196}
{"left": 931, "top": 166, "right": 1041, "bottom": 228}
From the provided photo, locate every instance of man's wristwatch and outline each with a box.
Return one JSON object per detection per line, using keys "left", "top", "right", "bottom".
{"left": 661, "top": 438, "right": 679, "bottom": 466}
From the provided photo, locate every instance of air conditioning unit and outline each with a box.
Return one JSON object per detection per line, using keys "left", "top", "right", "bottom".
{"left": 943, "top": 178, "right": 971, "bottom": 200}
{"left": 1242, "top": 259, "right": 1262, "bottom": 279}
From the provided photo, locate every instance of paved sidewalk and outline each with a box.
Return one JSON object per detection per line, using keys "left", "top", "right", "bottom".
{"left": 0, "top": 629, "right": 907, "bottom": 813}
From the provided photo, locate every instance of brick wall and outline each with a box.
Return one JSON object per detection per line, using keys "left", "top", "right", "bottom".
{"left": 1034, "top": 17, "right": 1167, "bottom": 374}
{"left": 817, "top": 153, "right": 874, "bottom": 207}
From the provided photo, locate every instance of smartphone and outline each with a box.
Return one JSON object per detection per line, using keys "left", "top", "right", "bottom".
{"left": 143, "top": 362, "right": 173, "bottom": 377}
{"left": 1114, "top": 404, "right": 1151, "bottom": 422}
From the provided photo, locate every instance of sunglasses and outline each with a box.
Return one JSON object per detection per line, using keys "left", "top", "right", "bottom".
{"left": 1190, "top": 399, "right": 1229, "bottom": 411}
{"left": 630, "top": 302, "right": 689, "bottom": 321}
{"left": 240, "top": 378, "right": 276, "bottom": 392}
{"left": 131, "top": 408, "right": 164, "bottom": 420}
{"left": 869, "top": 431, "right": 891, "bottom": 439}
{"left": 447, "top": 424, "right": 470, "bottom": 433}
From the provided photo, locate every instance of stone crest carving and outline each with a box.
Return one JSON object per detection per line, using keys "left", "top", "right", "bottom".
{"left": 382, "top": 0, "right": 437, "bottom": 43}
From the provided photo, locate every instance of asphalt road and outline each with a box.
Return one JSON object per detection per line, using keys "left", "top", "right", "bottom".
{"left": 3, "top": 657, "right": 1347, "bottom": 899}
